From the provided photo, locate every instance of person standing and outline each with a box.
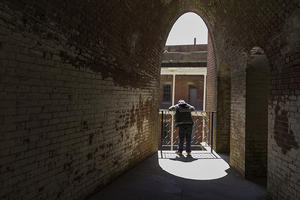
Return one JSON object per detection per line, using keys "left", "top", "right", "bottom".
{"left": 169, "top": 100, "right": 195, "bottom": 156}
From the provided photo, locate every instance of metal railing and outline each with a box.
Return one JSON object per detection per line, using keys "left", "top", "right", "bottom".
{"left": 159, "top": 109, "right": 216, "bottom": 155}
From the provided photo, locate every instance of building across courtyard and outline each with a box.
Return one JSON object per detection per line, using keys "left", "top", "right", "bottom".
{"left": 160, "top": 41, "right": 207, "bottom": 111}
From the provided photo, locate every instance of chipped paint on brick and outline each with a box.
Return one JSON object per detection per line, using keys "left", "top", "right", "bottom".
{"left": 274, "top": 104, "right": 299, "bottom": 154}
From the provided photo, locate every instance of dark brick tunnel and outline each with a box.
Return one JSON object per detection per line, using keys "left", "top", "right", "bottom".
{"left": 0, "top": 1, "right": 299, "bottom": 200}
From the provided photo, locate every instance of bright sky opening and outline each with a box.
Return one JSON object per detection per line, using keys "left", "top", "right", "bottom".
{"left": 166, "top": 12, "right": 208, "bottom": 45}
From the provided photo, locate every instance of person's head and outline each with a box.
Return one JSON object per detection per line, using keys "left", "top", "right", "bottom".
{"left": 178, "top": 100, "right": 186, "bottom": 105}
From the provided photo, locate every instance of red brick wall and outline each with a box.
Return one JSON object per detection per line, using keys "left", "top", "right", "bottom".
{"left": 175, "top": 75, "right": 204, "bottom": 110}
{"left": 164, "top": 45, "right": 207, "bottom": 52}
{"left": 206, "top": 32, "right": 218, "bottom": 153}
{"left": 206, "top": 34, "right": 217, "bottom": 112}
{"left": 160, "top": 75, "right": 173, "bottom": 109}
{"left": 160, "top": 75, "right": 204, "bottom": 110}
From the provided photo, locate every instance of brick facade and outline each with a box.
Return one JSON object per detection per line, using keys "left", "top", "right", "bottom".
{"left": 160, "top": 75, "right": 173, "bottom": 109}
{"left": 160, "top": 44, "right": 207, "bottom": 110}
{"left": 175, "top": 75, "right": 204, "bottom": 110}
{"left": 160, "top": 75, "right": 205, "bottom": 110}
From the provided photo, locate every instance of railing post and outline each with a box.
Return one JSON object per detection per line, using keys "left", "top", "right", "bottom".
{"left": 211, "top": 112, "right": 214, "bottom": 153}
{"left": 171, "top": 112, "right": 174, "bottom": 151}
{"left": 160, "top": 110, "right": 163, "bottom": 158}
{"left": 202, "top": 112, "right": 205, "bottom": 144}
{"left": 208, "top": 112, "right": 211, "bottom": 147}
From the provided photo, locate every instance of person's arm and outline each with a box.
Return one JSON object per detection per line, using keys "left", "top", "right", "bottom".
{"left": 186, "top": 103, "right": 195, "bottom": 111}
{"left": 169, "top": 104, "right": 178, "bottom": 111}
{"left": 190, "top": 106, "right": 195, "bottom": 111}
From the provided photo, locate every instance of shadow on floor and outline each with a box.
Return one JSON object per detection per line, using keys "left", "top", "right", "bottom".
{"left": 88, "top": 151, "right": 268, "bottom": 200}
{"left": 169, "top": 155, "right": 198, "bottom": 162}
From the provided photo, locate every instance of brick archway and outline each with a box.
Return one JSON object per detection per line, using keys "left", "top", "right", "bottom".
{"left": 0, "top": 1, "right": 299, "bottom": 200}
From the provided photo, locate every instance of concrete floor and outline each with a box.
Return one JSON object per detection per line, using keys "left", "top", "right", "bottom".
{"left": 88, "top": 151, "right": 268, "bottom": 200}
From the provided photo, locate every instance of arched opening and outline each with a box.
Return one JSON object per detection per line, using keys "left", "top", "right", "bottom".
{"left": 159, "top": 12, "right": 208, "bottom": 150}
{"left": 245, "top": 47, "right": 269, "bottom": 185}
{"left": 158, "top": 12, "right": 229, "bottom": 180}
{"left": 165, "top": 12, "right": 208, "bottom": 45}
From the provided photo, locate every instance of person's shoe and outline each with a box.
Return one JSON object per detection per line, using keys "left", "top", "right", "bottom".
{"left": 175, "top": 151, "right": 183, "bottom": 156}
{"left": 187, "top": 152, "right": 192, "bottom": 157}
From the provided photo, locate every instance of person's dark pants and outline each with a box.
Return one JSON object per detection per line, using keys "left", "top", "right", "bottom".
{"left": 178, "top": 124, "right": 193, "bottom": 153}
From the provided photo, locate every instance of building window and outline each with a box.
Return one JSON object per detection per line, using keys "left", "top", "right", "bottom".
{"left": 188, "top": 85, "right": 198, "bottom": 107}
{"left": 163, "top": 84, "right": 171, "bottom": 102}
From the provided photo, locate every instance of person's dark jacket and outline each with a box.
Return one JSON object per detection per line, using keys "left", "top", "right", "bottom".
{"left": 169, "top": 102, "right": 195, "bottom": 126}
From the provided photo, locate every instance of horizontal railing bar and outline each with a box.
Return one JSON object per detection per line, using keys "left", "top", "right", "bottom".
{"left": 161, "top": 145, "right": 203, "bottom": 146}
{"left": 159, "top": 110, "right": 216, "bottom": 117}
{"left": 159, "top": 109, "right": 216, "bottom": 113}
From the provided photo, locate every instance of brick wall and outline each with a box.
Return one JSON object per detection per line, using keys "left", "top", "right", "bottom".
{"left": 267, "top": 7, "right": 300, "bottom": 200}
{"left": 0, "top": 1, "right": 162, "bottom": 199}
{"left": 206, "top": 33, "right": 218, "bottom": 151}
{"left": 160, "top": 75, "right": 205, "bottom": 110}
{"left": 174, "top": 75, "right": 204, "bottom": 110}
{"left": 160, "top": 75, "right": 173, "bottom": 109}
{"left": 216, "top": 62, "right": 231, "bottom": 153}
{"left": 206, "top": 34, "right": 217, "bottom": 112}
{"left": 229, "top": 53, "right": 248, "bottom": 176}
{"left": 164, "top": 44, "right": 207, "bottom": 52}
{"left": 202, "top": 2, "right": 299, "bottom": 199}
{"left": 245, "top": 52, "right": 269, "bottom": 183}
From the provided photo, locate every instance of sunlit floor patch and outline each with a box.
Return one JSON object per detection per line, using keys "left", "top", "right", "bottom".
{"left": 158, "top": 151, "right": 230, "bottom": 180}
